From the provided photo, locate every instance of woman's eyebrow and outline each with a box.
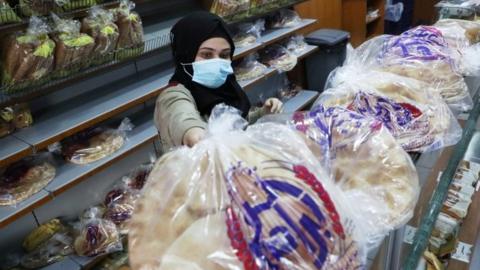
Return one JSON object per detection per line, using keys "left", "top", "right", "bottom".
{"left": 198, "top": 47, "right": 231, "bottom": 52}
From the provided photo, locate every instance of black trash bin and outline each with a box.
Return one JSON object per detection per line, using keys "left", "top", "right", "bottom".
{"left": 304, "top": 29, "right": 350, "bottom": 92}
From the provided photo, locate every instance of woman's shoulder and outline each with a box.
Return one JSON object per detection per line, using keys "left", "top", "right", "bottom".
{"left": 158, "top": 82, "right": 194, "bottom": 100}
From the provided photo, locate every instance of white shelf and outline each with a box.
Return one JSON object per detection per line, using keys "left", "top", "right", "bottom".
{"left": 0, "top": 189, "right": 50, "bottom": 228}
{"left": 0, "top": 136, "right": 32, "bottom": 168}
{"left": 283, "top": 90, "right": 319, "bottom": 113}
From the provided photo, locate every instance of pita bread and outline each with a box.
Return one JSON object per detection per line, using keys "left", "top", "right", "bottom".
{"left": 68, "top": 130, "right": 124, "bottom": 165}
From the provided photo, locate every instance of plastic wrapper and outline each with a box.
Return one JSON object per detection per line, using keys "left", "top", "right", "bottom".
{"left": 234, "top": 53, "right": 268, "bottom": 81}
{"left": 103, "top": 180, "right": 141, "bottom": 234}
{"left": 19, "top": 0, "right": 56, "bottom": 16}
{"left": 283, "top": 34, "right": 308, "bottom": 55}
{"left": 51, "top": 14, "right": 95, "bottom": 77}
{"left": 129, "top": 104, "right": 368, "bottom": 270}
{"left": 435, "top": 0, "right": 477, "bottom": 20}
{"left": 232, "top": 19, "right": 265, "bottom": 48}
{"left": 267, "top": 9, "right": 301, "bottom": 28}
{"left": 320, "top": 69, "right": 462, "bottom": 152}
{"left": 260, "top": 44, "right": 298, "bottom": 72}
{"left": 74, "top": 208, "right": 122, "bottom": 257}
{"left": 341, "top": 29, "right": 472, "bottom": 112}
{"left": 55, "top": 0, "right": 98, "bottom": 11}
{"left": 21, "top": 219, "right": 74, "bottom": 269}
{"left": 434, "top": 19, "right": 480, "bottom": 76}
{"left": 57, "top": 118, "right": 132, "bottom": 165}
{"left": 114, "top": 0, "right": 144, "bottom": 60}
{"left": 0, "top": 0, "right": 21, "bottom": 24}
{"left": 277, "top": 77, "right": 301, "bottom": 102}
{"left": 81, "top": 6, "right": 119, "bottom": 65}
{"left": 1, "top": 17, "right": 55, "bottom": 91}
{"left": 0, "top": 106, "right": 15, "bottom": 138}
{"left": 0, "top": 153, "right": 56, "bottom": 206}
{"left": 260, "top": 105, "right": 420, "bottom": 242}
{"left": 12, "top": 103, "right": 33, "bottom": 129}
{"left": 122, "top": 162, "right": 154, "bottom": 190}
{"left": 210, "top": 0, "right": 250, "bottom": 17}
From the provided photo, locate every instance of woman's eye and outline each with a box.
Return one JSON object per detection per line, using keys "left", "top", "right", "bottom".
{"left": 220, "top": 53, "right": 230, "bottom": 59}
{"left": 201, "top": 52, "right": 213, "bottom": 59}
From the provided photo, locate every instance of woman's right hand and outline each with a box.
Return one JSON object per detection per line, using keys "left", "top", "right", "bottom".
{"left": 183, "top": 127, "right": 206, "bottom": 147}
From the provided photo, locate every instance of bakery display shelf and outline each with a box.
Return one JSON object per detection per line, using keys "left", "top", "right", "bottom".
{"left": 40, "top": 256, "right": 81, "bottom": 270}
{"left": 233, "top": 18, "right": 316, "bottom": 60}
{"left": 402, "top": 89, "right": 480, "bottom": 270}
{"left": 239, "top": 44, "right": 318, "bottom": 89}
{"left": 69, "top": 254, "right": 108, "bottom": 269}
{"left": 0, "top": 0, "right": 121, "bottom": 34}
{"left": 0, "top": 116, "right": 157, "bottom": 228}
{"left": 10, "top": 65, "right": 171, "bottom": 158}
{"left": 0, "top": 189, "right": 51, "bottom": 228}
{"left": 0, "top": 135, "right": 33, "bottom": 168}
{"left": 0, "top": 21, "right": 172, "bottom": 107}
{"left": 218, "top": 0, "right": 309, "bottom": 25}
{"left": 283, "top": 90, "right": 319, "bottom": 113}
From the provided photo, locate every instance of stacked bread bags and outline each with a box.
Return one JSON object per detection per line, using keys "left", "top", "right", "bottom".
{"left": 55, "top": 0, "right": 97, "bottom": 12}
{"left": 1, "top": 16, "right": 55, "bottom": 93}
{"left": 51, "top": 14, "right": 95, "bottom": 78}
{"left": 81, "top": 6, "right": 119, "bottom": 65}
{"left": 0, "top": 0, "right": 21, "bottom": 24}
{"left": 114, "top": 0, "right": 144, "bottom": 60}
{"left": 19, "top": 0, "right": 56, "bottom": 17}
{"left": 129, "top": 105, "right": 368, "bottom": 270}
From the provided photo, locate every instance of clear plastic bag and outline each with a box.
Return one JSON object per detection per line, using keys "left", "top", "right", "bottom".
{"left": 12, "top": 103, "right": 33, "bottom": 129}
{"left": 340, "top": 30, "right": 472, "bottom": 112}
{"left": 81, "top": 6, "right": 119, "bottom": 65}
{"left": 434, "top": 19, "right": 480, "bottom": 76}
{"left": 210, "top": 0, "right": 250, "bottom": 17}
{"left": 57, "top": 118, "right": 133, "bottom": 165}
{"left": 259, "top": 105, "right": 420, "bottom": 242}
{"left": 277, "top": 76, "right": 301, "bottom": 102}
{"left": 51, "top": 14, "right": 95, "bottom": 76}
{"left": 0, "top": 152, "right": 56, "bottom": 206}
{"left": 0, "top": 106, "right": 15, "bottom": 138}
{"left": 129, "top": 104, "right": 367, "bottom": 270}
{"left": 19, "top": 0, "right": 56, "bottom": 16}
{"left": 55, "top": 0, "right": 98, "bottom": 11}
{"left": 73, "top": 209, "right": 122, "bottom": 257}
{"left": 267, "top": 9, "right": 301, "bottom": 28}
{"left": 283, "top": 34, "right": 308, "bottom": 56}
{"left": 436, "top": 0, "right": 477, "bottom": 20}
{"left": 232, "top": 19, "right": 265, "bottom": 48}
{"left": 1, "top": 16, "right": 55, "bottom": 90}
{"left": 320, "top": 69, "right": 462, "bottom": 152}
{"left": 114, "top": 0, "right": 144, "bottom": 60}
{"left": 260, "top": 44, "right": 298, "bottom": 72}
{"left": 102, "top": 181, "right": 139, "bottom": 234}
{"left": 234, "top": 53, "right": 268, "bottom": 81}
{"left": 0, "top": 0, "right": 21, "bottom": 24}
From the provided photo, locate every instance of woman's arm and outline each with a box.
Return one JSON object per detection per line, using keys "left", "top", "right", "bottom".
{"left": 154, "top": 85, "right": 207, "bottom": 147}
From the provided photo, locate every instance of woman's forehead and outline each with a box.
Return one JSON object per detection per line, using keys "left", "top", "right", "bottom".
{"left": 198, "top": 37, "right": 231, "bottom": 51}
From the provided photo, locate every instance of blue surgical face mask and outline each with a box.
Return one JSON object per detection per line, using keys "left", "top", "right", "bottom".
{"left": 182, "top": 58, "right": 233, "bottom": 89}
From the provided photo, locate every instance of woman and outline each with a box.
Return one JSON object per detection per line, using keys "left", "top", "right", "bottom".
{"left": 155, "top": 11, "right": 283, "bottom": 152}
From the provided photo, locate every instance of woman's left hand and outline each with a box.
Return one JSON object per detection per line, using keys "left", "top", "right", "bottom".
{"left": 263, "top": 98, "right": 283, "bottom": 114}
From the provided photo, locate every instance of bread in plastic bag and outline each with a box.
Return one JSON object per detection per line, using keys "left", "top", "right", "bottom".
{"left": 0, "top": 106, "right": 15, "bottom": 138}
{"left": 55, "top": 0, "right": 97, "bottom": 12}
{"left": 74, "top": 208, "right": 122, "bottom": 257}
{"left": 277, "top": 76, "right": 300, "bottom": 102}
{"left": 57, "top": 118, "right": 132, "bottom": 165}
{"left": 434, "top": 19, "right": 480, "bottom": 76}
{"left": 259, "top": 105, "right": 420, "bottom": 242}
{"left": 234, "top": 53, "right": 268, "bottom": 81}
{"left": 260, "top": 44, "right": 298, "bottom": 72}
{"left": 267, "top": 9, "right": 301, "bottom": 28}
{"left": 0, "top": 153, "right": 56, "bottom": 206}
{"left": 12, "top": 103, "right": 33, "bottom": 129}
{"left": 1, "top": 17, "right": 55, "bottom": 91}
{"left": 283, "top": 34, "right": 308, "bottom": 56}
{"left": 114, "top": 0, "right": 144, "bottom": 60}
{"left": 232, "top": 19, "right": 265, "bottom": 48}
{"left": 19, "top": 0, "right": 56, "bottom": 16}
{"left": 51, "top": 14, "right": 95, "bottom": 77}
{"left": 102, "top": 180, "right": 140, "bottom": 234}
{"left": 81, "top": 6, "right": 120, "bottom": 65}
{"left": 129, "top": 104, "right": 367, "bottom": 270}
{"left": 210, "top": 0, "right": 250, "bottom": 18}
{"left": 379, "top": 27, "right": 472, "bottom": 112}
{"left": 320, "top": 69, "right": 462, "bottom": 152}
{"left": 0, "top": 0, "right": 21, "bottom": 24}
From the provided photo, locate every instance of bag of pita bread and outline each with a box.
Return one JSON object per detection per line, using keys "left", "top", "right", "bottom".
{"left": 129, "top": 104, "right": 368, "bottom": 270}
{"left": 259, "top": 105, "right": 420, "bottom": 246}
{"left": 0, "top": 152, "right": 56, "bottom": 206}
{"left": 334, "top": 30, "right": 472, "bottom": 113}
{"left": 319, "top": 69, "right": 462, "bottom": 152}
{"left": 433, "top": 19, "right": 480, "bottom": 76}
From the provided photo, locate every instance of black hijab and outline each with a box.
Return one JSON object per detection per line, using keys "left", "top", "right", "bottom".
{"left": 169, "top": 11, "right": 251, "bottom": 117}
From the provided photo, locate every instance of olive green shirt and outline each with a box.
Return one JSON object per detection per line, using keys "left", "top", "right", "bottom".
{"left": 154, "top": 83, "right": 266, "bottom": 153}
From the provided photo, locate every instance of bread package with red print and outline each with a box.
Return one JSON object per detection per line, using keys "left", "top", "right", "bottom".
{"left": 260, "top": 104, "right": 420, "bottom": 245}
{"left": 129, "top": 104, "right": 369, "bottom": 270}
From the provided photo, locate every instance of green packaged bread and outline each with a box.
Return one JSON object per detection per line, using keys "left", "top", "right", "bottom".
{"left": 0, "top": 0, "right": 21, "bottom": 24}
{"left": 1, "top": 17, "right": 55, "bottom": 93}
{"left": 114, "top": 0, "right": 144, "bottom": 60}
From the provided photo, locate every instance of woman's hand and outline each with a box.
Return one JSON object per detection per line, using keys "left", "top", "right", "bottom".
{"left": 183, "top": 127, "right": 206, "bottom": 147}
{"left": 263, "top": 98, "right": 283, "bottom": 114}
